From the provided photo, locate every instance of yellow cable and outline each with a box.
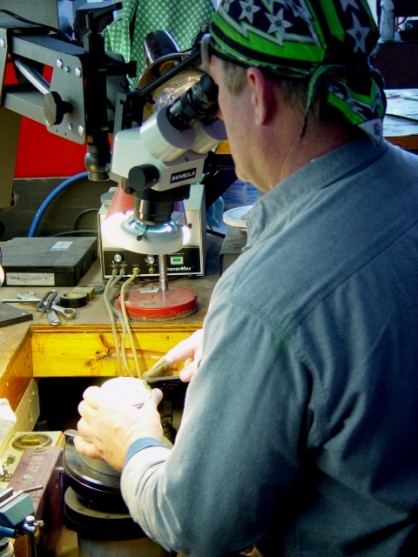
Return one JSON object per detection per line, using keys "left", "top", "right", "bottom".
{"left": 120, "top": 267, "right": 142, "bottom": 377}
{"left": 103, "top": 268, "right": 123, "bottom": 375}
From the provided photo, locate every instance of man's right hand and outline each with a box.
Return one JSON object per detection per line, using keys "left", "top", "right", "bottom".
{"left": 165, "top": 329, "right": 204, "bottom": 383}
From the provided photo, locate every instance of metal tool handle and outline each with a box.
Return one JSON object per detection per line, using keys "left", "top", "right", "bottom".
{"left": 51, "top": 304, "right": 76, "bottom": 319}
{"left": 47, "top": 309, "right": 61, "bottom": 326}
{"left": 36, "top": 290, "right": 58, "bottom": 311}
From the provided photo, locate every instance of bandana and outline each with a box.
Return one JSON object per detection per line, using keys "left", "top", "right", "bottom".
{"left": 209, "top": 0, "right": 386, "bottom": 142}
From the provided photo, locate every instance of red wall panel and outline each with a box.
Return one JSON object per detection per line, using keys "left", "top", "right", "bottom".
{"left": 5, "top": 59, "right": 86, "bottom": 178}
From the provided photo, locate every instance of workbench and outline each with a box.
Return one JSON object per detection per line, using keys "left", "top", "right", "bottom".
{"left": 0, "top": 234, "right": 222, "bottom": 557}
{"left": 384, "top": 89, "right": 418, "bottom": 152}
{"left": 0, "top": 235, "right": 221, "bottom": 433}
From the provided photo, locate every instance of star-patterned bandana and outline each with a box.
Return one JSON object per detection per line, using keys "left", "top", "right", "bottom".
{"left": 209, "top": 0, "right": 386, "bottom": 142}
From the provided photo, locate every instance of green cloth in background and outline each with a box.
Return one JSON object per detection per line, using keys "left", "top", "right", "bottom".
{"left": 103, "top": 0, "right": 215, "bottom": 87}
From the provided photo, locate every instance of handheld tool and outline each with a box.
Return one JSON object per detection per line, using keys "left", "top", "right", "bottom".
{"left": 36, "top": 290, "right": 62, "bottom": 326}
{"left": 1, "top": 291, "right": 77, "bottom": 322}
{"left": 143, "top": 357, "right": 171, "bottom": 379}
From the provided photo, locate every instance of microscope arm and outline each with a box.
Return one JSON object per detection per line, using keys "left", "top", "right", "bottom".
{"left": 0, "top": 4, "right": 135, "bottom": 207}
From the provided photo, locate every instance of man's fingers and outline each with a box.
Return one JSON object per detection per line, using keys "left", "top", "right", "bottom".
{"left": 151, "top": 388, "right": 163, "bottom": 405}
{"left": 165, "top": 329, "right": 203, "bottom": 366}
{"left": 179, "top": 366, "right": 193, "bottom": 383}
{"left": 82, "top": 385, "right": 104, "bottom": 408}
{"left": 76, "top": 416, "right": 93, "bottom": 441}
{"left": 74, "top": 434, "right": 102, "bottom": 459}
{"left": 77, "top": 399, "right": 98, "bottom": 421}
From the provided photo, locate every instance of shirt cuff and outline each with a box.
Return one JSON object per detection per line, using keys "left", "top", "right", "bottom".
{"left": 124, "top": 437, "right": 166, "bottom": 465}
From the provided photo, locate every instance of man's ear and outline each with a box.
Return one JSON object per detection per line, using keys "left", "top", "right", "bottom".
{"left": 247, "top": 67, "right": 276, "bottom": 125}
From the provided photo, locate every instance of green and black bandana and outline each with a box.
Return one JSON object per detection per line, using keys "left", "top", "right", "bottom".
{"left": 210, "top": 0, "right": 386, "bottom": 142}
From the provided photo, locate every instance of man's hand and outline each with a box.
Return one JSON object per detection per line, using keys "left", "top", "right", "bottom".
{"left": 165, "top": 329, "right": 204, "bottom": 382}
{"left": 75, "top": 385, "right": 164, "bottom": 471}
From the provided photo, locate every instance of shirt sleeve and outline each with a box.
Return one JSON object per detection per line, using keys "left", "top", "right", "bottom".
{"left": 119, "top": 289, "right": 317, "bottom": 555}
{"left": 124, "top": 437, "right": 167, "bottom": 465}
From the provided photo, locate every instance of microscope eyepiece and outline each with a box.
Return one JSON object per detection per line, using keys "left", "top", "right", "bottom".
{"left": 167, "top": 73, "right": 219, "bottom": 130}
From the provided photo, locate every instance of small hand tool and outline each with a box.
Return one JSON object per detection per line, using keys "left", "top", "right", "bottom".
{"left": 143, "top": 356, "right": 171, "bottom": 380}
{"left": 36, "top": 290, "right": 62, "bottom": 326}
{"left": 1, "top": 291, "right": 76, "bottom": 321}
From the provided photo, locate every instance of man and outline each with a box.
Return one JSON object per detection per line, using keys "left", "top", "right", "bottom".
{"left": 75, "top": 1, "right": 418, "bottom": 555}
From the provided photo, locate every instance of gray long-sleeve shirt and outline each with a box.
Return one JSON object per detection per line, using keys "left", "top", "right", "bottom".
{"left": 121, "top": 138, "right": 418, "bottom": 556}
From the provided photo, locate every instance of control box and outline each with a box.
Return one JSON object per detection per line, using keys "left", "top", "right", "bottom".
{"left": 98, "top": 184, "right": 206, "bottom": 279}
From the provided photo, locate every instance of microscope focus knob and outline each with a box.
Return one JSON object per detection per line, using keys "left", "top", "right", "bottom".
{"left": 44, "top": 91, "right": 72, "bottom": 126}
{"left": 127, "top": 164, "right": 160, "bottom": 194}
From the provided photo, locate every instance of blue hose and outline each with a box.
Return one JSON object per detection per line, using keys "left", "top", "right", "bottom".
{"left": 28, "top": 171, "right": 89, "bottom": 237}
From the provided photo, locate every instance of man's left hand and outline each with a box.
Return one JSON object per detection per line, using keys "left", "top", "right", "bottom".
{"left": 75, "top": 385, "right": 164, "bottom": 471}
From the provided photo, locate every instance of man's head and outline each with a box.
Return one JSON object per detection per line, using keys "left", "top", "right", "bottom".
{"left": 208, "top": 0, "right": 386, "bottom": 142}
